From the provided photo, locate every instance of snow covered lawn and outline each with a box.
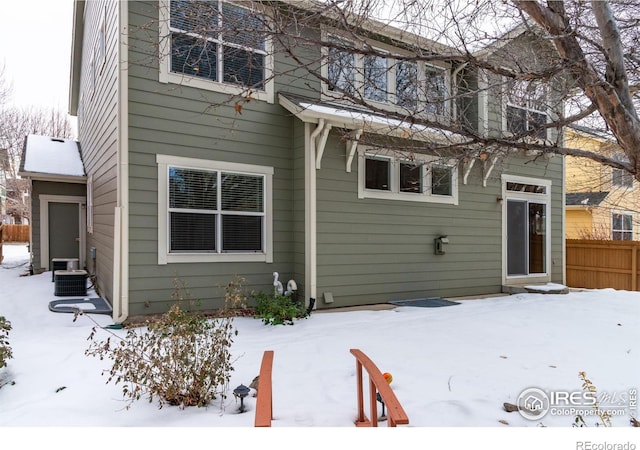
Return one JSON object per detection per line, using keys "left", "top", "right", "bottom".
{"left": 1, "top": 243, "right": 638, "bottom": 448}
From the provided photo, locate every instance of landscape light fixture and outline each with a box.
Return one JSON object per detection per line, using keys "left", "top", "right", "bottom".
{"left": 233, "top": 384, "right": 250, "bottom": 413}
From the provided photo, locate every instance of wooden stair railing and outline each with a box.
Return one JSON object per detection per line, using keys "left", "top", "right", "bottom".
{"left": 350, "top": 348, "right": 409, "bottom": 427}
{"left": 254, "top": 350, "right": 274, "bottom": 427}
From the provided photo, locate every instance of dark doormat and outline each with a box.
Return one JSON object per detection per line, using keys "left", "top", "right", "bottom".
{"left": 389, "top": 297, "right": 461, "bottom": 308}
{"left": 49, "top": 297, "right": 112, "bottom": 315}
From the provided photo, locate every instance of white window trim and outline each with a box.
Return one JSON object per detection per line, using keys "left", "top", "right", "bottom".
{"left": 158, "top": 0, "right": 274, "bottom": 104}
{"left": 501, "top": 174, "right": 552, "bottom": 281}
{"left": 320, "top": 28, "right": 451, "bottom": 122}
{"left": 357, "top": 149, "right": 459, "bottom": 205}
{"left": 157, "top": 154, "right": 273, "bottom": 264}
{"left": 611, "top": 210, "right": 634, "bottom": 240}
{"left": 611, "top": 167, "right": 634, "bottom": 190}
{"left": 501, "top": 76, "right": 550, "bottom": 142}
{"left": 39, "top": 195, "right": 87, "bottom": 271}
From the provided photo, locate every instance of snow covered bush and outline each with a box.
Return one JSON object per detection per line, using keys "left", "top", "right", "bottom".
{"left": 85, "top": 278, "right": 240, "bottom": 409}
{"left": 0, "top": 316, "right": 12, "bottom": 369}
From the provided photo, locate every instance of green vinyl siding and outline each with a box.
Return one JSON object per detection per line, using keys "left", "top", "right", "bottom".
{"left": 311, "top": 131, "right": 563, "bottom": 308}
{"left": 125, "top": 2, "right": 300, "bottom": 316}
{"left": 76, "top": 0, "right": 120, "bottom": 303}
{"left": 75, "top": 1, "right": 566, "bottom": 316}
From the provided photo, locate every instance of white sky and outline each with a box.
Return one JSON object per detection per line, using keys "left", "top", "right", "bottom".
{"left": 0, "top": 0, "right": 74, "bottom": 111}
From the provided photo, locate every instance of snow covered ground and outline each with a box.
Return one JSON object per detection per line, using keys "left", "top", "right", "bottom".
{"left": 1, "top": 243, "right": 638, "bottom": 449}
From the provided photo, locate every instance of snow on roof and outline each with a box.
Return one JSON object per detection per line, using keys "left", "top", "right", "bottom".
{"left": 279, "top": 93, "right": 462, "bottom": 143}
{"left": 22, "top": 134, "right": 85, "bottom": 178}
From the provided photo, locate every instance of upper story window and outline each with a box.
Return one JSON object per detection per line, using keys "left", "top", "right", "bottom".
{"left": 327, "top": 37, "right": 355, "bottom": 95}
{"left": 612, "top": 212, "right": 633, "bottom": 240}
{"left": 160, "top": 0, "right": 274, "bottom": 102}
{"left": 612, "top": 167, "right": 633, "bottom": 189}
{"left": 505, "top": 79, "right": 548, "bottom": 139}
{"left": 324, "top": 34, "right": 449, "bottom": 118}
{"left": 358, "top": 150, "right": 458, "bottom": 204}
{"left": 157, "top": 155, "right": 273, "bottom": 264}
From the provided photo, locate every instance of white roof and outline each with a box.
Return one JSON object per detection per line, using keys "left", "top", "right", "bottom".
{"left": 278, "top": 93, "right": 464, "bottom": 145}
{"left": 22, "top": 134, "right": 85, "bottom": 178}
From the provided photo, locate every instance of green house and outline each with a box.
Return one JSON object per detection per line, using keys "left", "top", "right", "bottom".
{"left": 59, "top": 0, "right": 564, "bottom": 323}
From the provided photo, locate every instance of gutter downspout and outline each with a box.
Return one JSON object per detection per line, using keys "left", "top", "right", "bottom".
{"left": 308, "top": 119, "right": 325, "bottom": 308}
{"left": 113, "top": 0, "right": 130, "bottom": 324}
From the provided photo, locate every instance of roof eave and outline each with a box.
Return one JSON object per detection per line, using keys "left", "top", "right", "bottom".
{"left": 18, "top": 171, "right": 87, "bottom": 184}
{"left": 278, "top": 93, "right": 462, "bottom": 145}
{"left": 68, "top": 0, "right": 86, "bottom": 116}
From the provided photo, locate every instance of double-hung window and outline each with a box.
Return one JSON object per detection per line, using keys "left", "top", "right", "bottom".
{"left": 160, "top": 0, "right": 273, "bottom": 102}
{"left": 612, "top": 168, "right": 633, "bottom": 189}
{"left": 612, "top": 212, "right": 633, "bottom": 240}
{"left": 359, "top": 151, "right": 458, "bottom": 204}
{"left": 505, "top": 80, "right": 548, "bottom": 139}
{"left": 157, "top": 155, "right": 273, "bottom": 264}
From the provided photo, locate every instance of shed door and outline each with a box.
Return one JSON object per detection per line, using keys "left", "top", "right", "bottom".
{"left": 49, "top": 202, "right": 80, "bottom": 260}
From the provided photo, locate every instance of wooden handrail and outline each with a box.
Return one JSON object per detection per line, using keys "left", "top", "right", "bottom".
{"left": 254, "top": 350, "right": 274, "bottom": 427}
{"left": 350, "top": 348, "right": 409, "bottom": 427}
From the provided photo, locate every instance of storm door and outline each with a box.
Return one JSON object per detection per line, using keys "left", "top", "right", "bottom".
{"left": 506, "top": 199, "right": 546, "bottom": 276}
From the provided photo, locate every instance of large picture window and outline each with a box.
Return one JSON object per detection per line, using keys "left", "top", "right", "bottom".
{"left": 157, "top": 155, "right": 273, "bottom": 264}
{"left": 159, "top": 0, "right": 273, "bottom": 102}
{"left": 358, "top": 151, "right": 458, "bottom": 204}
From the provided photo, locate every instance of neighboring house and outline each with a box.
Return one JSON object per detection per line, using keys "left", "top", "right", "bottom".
{"left": 565, "top": 126, "right": 638, "bottom": 240}
{"left": 24, "top": 1, "right": 564, "bottom": 323}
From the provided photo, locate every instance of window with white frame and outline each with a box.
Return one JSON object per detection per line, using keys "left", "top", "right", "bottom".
{"left": 324, "top": 34, "right": 448, "bottom": 116}
{"left": 364, "top": 54, "right": 388, "bottom": 102}
{"left": 395, "top": 60, "right": 418, "bottom": 108}
{"left": 612, "top": 167, "right": 633, "bottom": 189}
{"left": 160, "top": 0, "right": 272, "bottom": 101}
{"left": 612, "top": 212, "right": 633, "bottom": 240}
{"left": 505, "top": 79, "right": 548, "bottom": 139}
{"left": 157, "top": 155, "right": 273, "bottom": 264}
{"left": 327, "top": 37, "right": 356, "bottom": 95}
{"left": 358, "top": 151, "right": 458, "bottom": 204}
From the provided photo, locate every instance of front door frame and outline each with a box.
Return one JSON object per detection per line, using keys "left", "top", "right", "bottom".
{"left": 501, "top": 174, "right": 551, "bottom": 285}
{"left": 40, "top": 194, "right": 86, "bottom": 270}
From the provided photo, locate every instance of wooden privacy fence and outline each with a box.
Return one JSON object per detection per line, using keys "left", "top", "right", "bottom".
{"left": 1, "top": 224, "right": 30, "bottom": 243}
{"left": 566, "top": 239, "right": 640, "bottom": 291}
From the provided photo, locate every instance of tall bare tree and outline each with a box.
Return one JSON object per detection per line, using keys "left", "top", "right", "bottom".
{"left": 151, "top": 0, "right": 639, "bottom": 179}
{"left": 0, "top": 63, "right": 12, "bottom": 109}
